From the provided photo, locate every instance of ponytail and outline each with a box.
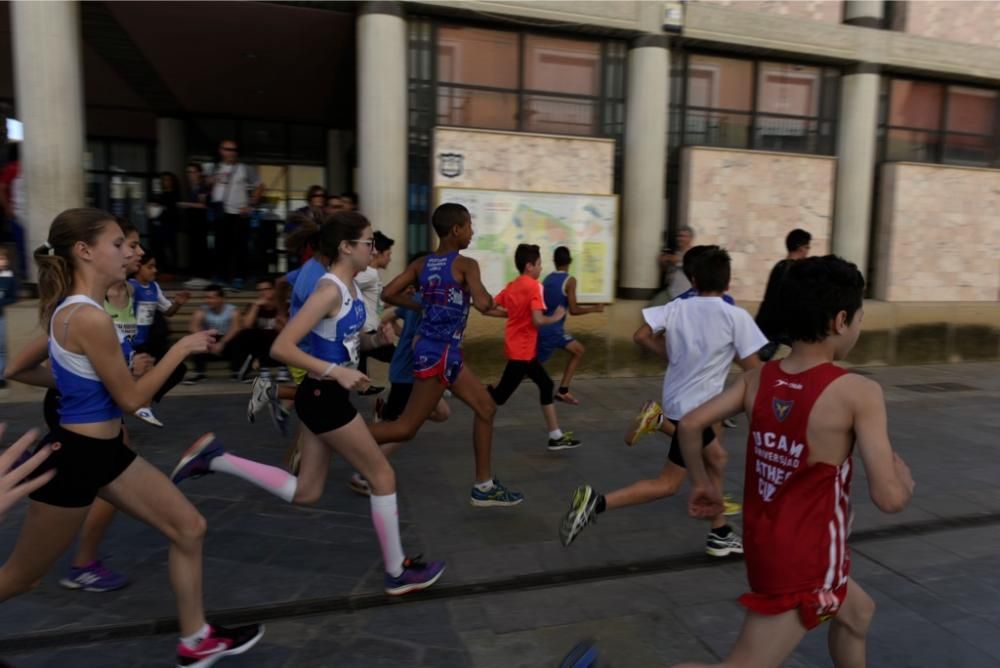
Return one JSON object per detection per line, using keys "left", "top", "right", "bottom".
{"left": 35, "top": 208, "right": 116, "bottom": 327}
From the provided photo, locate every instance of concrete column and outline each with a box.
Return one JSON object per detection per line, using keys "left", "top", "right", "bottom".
{"left": 843, "top": 0, "right": 884, "bottom": 28}
{"left": 357, "top": 2, "right": 407, "bottom": 276}
{"left": 619, "top": 36, "right": 669, "bottom": 299}
{"left": 12, "top": 0, "right": 85, "bottom": 281}
{"left": 156, "top": 118, "right": 186, "bottom": 177}
{"left": 832, "top": 63, "right": 880, "bottom": 275}
{"left": 326, "top": 129, "right": 350, "bottom": 195}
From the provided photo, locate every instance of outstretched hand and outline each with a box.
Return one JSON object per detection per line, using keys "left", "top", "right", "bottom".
{"left": 0, "top": 425, "right": 56, "bottom": 520}
{"left": 688, "top": 482, "right": 724, "bottom": 519}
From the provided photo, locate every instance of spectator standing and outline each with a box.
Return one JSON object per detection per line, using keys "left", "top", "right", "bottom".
{"left": 208, "top": 140, "right": 265, "bottom": 287}
{"left": 179, "top": 163, "right": 210, "bottom": 281}
{"left": 755, "top": 228, "right": 812, "bottom": 361}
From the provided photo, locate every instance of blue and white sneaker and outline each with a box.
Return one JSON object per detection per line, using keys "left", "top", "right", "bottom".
{"left": 384, "top": 556, "right": 445, "bottom": 596}
{"left": 559, "top": 639, "right": 600, "bottom": 668}
{"left": 171, "top": 433, "right": 224, "bottom": 485}
{"left": 469, "top": 478, "right": 524, "bottom": 507}
{"left": 59, "top": 560, "right": 129, "bottom": 592}
{"left": 134, "top": 406, "right": 164, "bottom": 428}
{"left": 247, "top": 376, "right": 273, "bottom": 423}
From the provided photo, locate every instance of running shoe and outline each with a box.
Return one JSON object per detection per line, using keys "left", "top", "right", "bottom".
{"left": 247, "top": 376, "right": 274, "bottom": 423}
{"left": 469, "top": 478, "right": 524, "bottom": 507}
{"left": 134, "top": 406, "right": 164, "bottom": 428}
{"left": 176, "top": 623, "right": 263, "bottom": 668}
{"left": 59, "top": 560, "right": 129, "bottom": 592}
{"left": 547, "top": 432, "right": 582, "bottom": 451}
{"left": 182, "top": 373, "right": 206, "bottom": 386}
{"left": 348, "top": 472, "right": 371, "bottom": 496}
{"left": 723, "top": 494, "right": 742, "bottom": 516}
{"left": 559, "top": 639, "right": 600, "bottom": 668}
{"left": 384, "top": 555, "right": 445, "bottom": 596}
{"left": 560, "top": 484, "right": 597, "bottom": 546}
{"left": 706, "top": 529, "right": 744, "bottom": 557}
{"left": 554, "top": 390, "right": 581, "bottom": 406}
{"left": 624, "top": 400, "right": 664, "bottom": 446}
{"left": 171, "top": 433, "right": 224, "bottom": 485}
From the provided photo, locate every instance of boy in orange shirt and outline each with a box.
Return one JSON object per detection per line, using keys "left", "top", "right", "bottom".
{"left": 488, "top": 244, "right": 581, "bottom": 450}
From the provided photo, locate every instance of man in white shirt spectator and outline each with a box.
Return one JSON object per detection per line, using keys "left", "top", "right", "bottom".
{"left": 210, "top": 140, "right": 265, "bottom": 288}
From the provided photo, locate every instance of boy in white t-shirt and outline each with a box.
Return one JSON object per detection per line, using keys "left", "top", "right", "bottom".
{"left": 559, "top": 248, "right": 766, "bottom": 556}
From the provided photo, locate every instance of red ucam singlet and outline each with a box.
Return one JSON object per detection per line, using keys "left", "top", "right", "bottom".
{"left": 742, "top": 361, "right": 852, "bottom": 610}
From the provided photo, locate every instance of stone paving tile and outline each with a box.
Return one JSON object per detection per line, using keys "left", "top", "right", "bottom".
{"left": 2, "top": 364, "right": 1000, "bottom": 668}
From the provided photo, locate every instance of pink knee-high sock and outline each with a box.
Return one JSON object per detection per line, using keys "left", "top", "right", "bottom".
{"left": 209, "top": 454, "right": 297, "bottom": 503}
{"left": 370, "top": 493, "right": 405, "bottom": 577}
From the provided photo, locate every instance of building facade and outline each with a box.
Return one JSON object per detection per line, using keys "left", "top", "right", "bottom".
{"left": 2, "top": 0, "right": 999, "bottom": 377}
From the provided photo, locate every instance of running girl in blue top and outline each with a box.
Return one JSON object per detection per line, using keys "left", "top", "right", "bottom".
{"left": 1, "top": 208, "right": 262, "bottom": 667}
{"left": 171, "top": 211, "right": 445, "bottom": 596}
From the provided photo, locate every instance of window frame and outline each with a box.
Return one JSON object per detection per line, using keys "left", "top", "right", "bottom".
{"left": 671, "top": 49, "right": 841, "bottom": 157}
{"left": 881, "top": 75, "right": 1000, "bottom": 168}
{"left": 430, "top": 21, "right": 624, "bottom": 138}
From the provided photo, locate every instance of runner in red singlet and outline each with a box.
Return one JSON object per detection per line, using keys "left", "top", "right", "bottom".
{"left": 673, "top": 255, "right": 915, "bottom": 668}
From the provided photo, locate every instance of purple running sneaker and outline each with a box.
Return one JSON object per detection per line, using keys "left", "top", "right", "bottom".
{"left": 171, "top": 433, "right": 224, "bottom": 485}
{"left": 384, "top": 556, "right": 445, "bottom": 596}
{"left": 59, "top": 560, "right": 129, "bottom": 592}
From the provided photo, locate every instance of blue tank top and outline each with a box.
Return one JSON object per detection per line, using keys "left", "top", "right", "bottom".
{"left": 201, "top": 304, "right": 237, "bottom": 335}
{"left": 418, "top": 252, "right": 471, "bottom": 343}
{"left": 306, "top": 273, "right": 366, "bottom": 370}
{"left": 541, "top": 271, "right": 570, "bottom": 325}
{"left": 49, "top": 295, "right": 127, "bottom": 424}
{"left": 289, "top": 257, "right": 328, "bottom": 356}
{"left": 388, "top": 301, "right": 421, "bottom": 384}
{"left": 129, "top": 279, "right": 168, "bottom": 346}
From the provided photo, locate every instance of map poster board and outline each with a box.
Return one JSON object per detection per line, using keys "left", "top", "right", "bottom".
{"left": 436, "top": 187, "right": 619, "bottom": 303}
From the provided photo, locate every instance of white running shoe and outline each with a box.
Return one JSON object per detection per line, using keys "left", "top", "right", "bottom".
{"left": 134, "top": 406, "right": 164, "bottom": 428}
{"left": 247, "top": 376, "right": 274, "bottom": 423}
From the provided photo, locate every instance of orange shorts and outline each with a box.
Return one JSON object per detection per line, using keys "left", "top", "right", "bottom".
{"left": 738, "top": 582, "right": 848, "bottom": 630}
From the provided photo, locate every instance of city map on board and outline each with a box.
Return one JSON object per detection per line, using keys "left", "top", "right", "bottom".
{"left": 436, "top": 187, "right": 619, "bottom": 303}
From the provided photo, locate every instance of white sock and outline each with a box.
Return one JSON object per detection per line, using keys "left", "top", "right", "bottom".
{"left": 370, "top": 493, "right": 406, "bottom": 577}
{"left": 549, "top": 429, "right": 563, "bottom": 440}
{"left": 210, "top": 453, "right": 298, "bottom": 503}
{"left": 474, "top": 479, "right": 495, "bottom": 492}
{"left": 180, "top": 623, "right": 211, "bottom": 649}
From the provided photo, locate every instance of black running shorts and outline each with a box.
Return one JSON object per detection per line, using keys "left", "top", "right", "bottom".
{"left": 667, "top": 418, "right": 718, "bottom": 468}
{"left": 295, "top": 377, "right": 358, "bottom": 435}
{"left": 29, "top": 427, "right": 137, "bottom": 507}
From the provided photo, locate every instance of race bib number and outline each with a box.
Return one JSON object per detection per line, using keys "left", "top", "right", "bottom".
{"left": 136, "top": 301, "right": 157, "bottom": 326}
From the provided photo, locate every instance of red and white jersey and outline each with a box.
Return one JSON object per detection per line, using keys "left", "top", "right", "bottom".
{"left": 743, "top": 361, "right": 852, "bottom": 596}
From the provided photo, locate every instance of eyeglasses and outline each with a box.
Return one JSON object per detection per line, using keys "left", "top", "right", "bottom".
{"left": 351, "top": 239, "right": 374, "bottom": 247}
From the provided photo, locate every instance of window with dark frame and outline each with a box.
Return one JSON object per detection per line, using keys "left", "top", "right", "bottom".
{"left": 669, "top": 52, "right": 840, "bottom": 156}
{"left": 882, "top": 77, "right": 999, "bottom": 168}
{"left": 406, "top": 18, "right": 626, "bottom": 254}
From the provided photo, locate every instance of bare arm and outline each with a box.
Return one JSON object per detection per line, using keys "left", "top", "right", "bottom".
{"left": 217, "top": 309, "right": 243, "bottom": 348}
{"left": 3, "top": 334, "right": 55, "bottom": 389}
{"left": 458, "top": 257, "right": 495, "bottom": 314}
{"left": 633, "top": 324, "right": 668, "bottom": 361}
{"left": 532, "top": 305, "right": 566, "bottom": 328}
{"left": 75, "top": 307, "right": 212, "bottom": 413}
{"left": 163, "top": 290, "right": 190, "bottom": 317}
{"left": 0, "top": 427, "right": 56, "bottom": 520}
{"left": 381, "top": 259, "right": 423, "bottom": 311}
{"left": 241, "top": 302, "right": 261, "bottom": 330}
{"left": 852, "top": 379, "right": 914, "bottom": 513}
{"left": 566, "top": 277, "right": 604, "bottom": 316}
{"left": 270, "top": 281, "right": 370, "bottom": 390}
{"left": 188, "top": 309, "right": 205, "bottom": 335}
{"left": 736, "top": 353, "right": 762, "bottom": 371}
{"left": 681, "top": 373, "right": 753, "bottom": 518}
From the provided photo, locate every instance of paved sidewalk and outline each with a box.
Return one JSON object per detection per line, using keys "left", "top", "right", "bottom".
{"left": 1, "top": 362, "right": 999, "bottom": 667}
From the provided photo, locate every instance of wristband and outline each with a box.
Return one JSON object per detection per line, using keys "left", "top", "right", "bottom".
{"left": 321, "top": 362, "right": 337, "bottom": 378}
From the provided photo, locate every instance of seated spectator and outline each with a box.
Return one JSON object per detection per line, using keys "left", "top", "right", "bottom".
{"left": 183, "top": 284, "right": 244, "bottom": 383}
